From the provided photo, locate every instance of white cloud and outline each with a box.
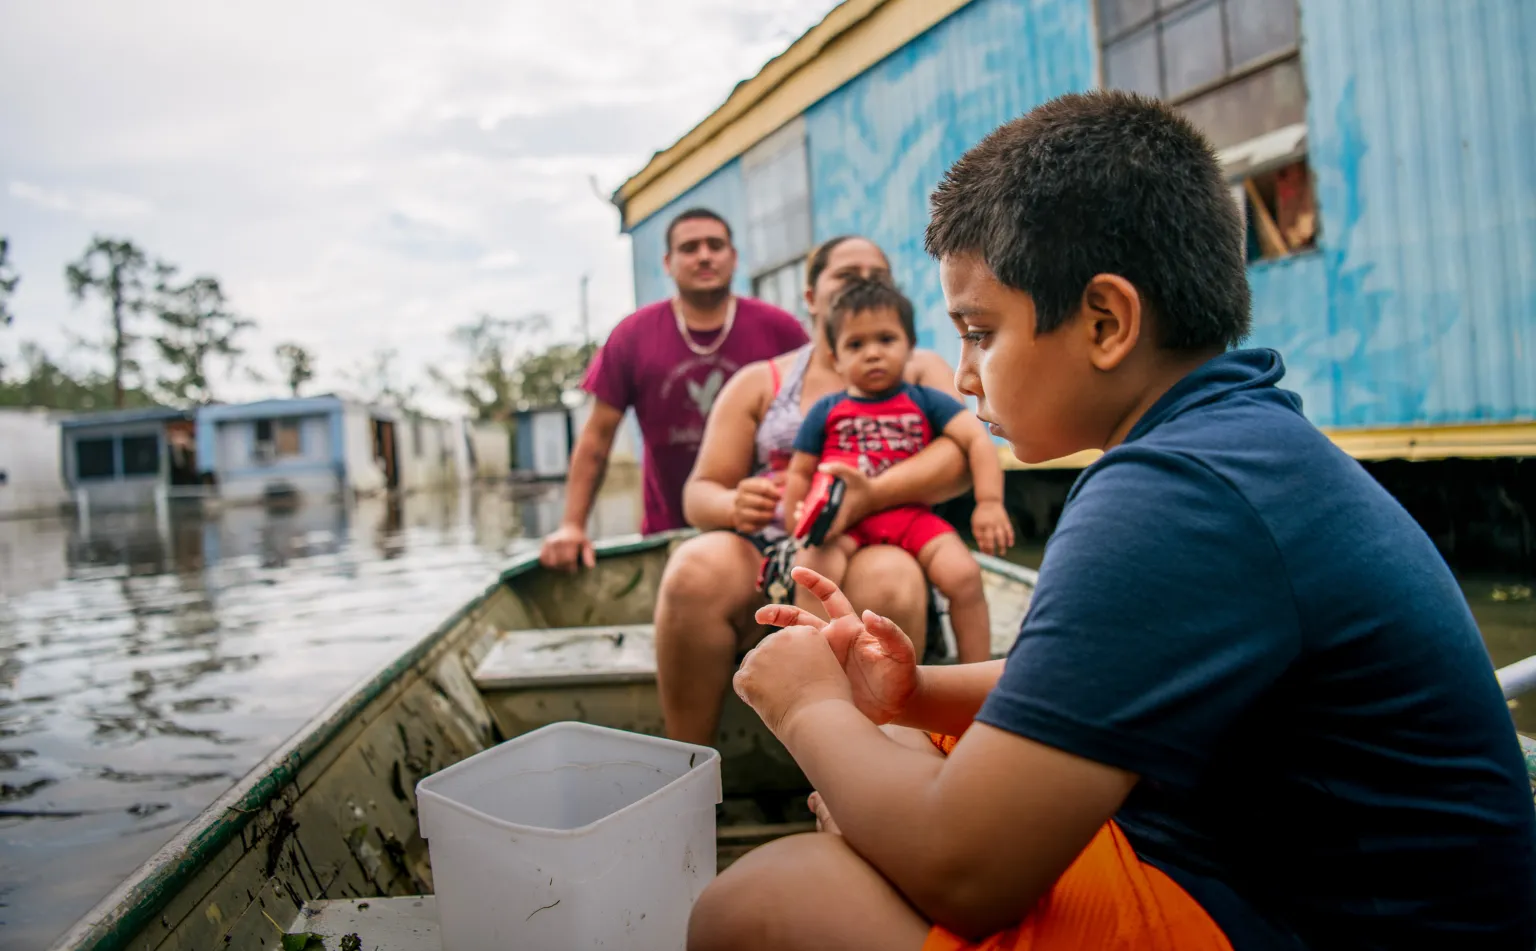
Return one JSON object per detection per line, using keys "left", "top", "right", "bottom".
{"left": 475, "top": 250, "right": 523, "bottom": 271}
{"left": 9, "top": 181, "right": 154, "bottom": 220}
{"left": 0, "top": 0, "right": 840, "bottom": 410}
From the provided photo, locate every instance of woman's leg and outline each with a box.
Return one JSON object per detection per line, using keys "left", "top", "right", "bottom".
{"left": 688, "top": 833, "right": 931, "bottom": 951}
{"left": 842, "top": 543, "right": 930, "bottom": 658}
{"left": 654, "top": 531, "right": 768, "bottom": 745}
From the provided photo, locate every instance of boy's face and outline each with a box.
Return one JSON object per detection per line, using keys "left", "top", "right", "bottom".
{"left": 833, "top": 307, "right": 911, "bottom": 396}
{"left": 943, "top": 253, "right": 1101, "bottom": 464}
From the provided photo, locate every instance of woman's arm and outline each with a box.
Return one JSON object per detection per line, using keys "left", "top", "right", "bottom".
{"left": 682, "top": 362, "right": 774, "bottom": 532}
{"left": 907, "top": 348, "right": 964, "bottom": 400}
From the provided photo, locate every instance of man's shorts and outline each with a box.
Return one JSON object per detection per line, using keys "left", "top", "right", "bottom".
{"left": 846, "top": 505, "right": 955, "bottom": 559}
{"left": 921, "top": 733, "right": 1233, "bottom": 951}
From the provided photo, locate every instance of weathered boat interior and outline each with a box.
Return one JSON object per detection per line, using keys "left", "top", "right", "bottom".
{"left": 48, "top": 532, "right": 1037, "bottom": 951}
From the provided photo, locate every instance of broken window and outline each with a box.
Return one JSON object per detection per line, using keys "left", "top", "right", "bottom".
{"left": 1098, "top": 0, "right": 1317, "bottom": 261}
{"left": 254, "top": 417, "right": 302, "bottom": 461}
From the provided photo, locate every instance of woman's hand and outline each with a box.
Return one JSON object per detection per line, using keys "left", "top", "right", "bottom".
{"left": 755, "top": 567, "right": 920, "bottom": 725}
{"left": 971, "top": 500, "right": 1015, "bottom": 556}
{"left": 733, "top": 623, "right": 852, "bottom": 738}
{"left": 730, "top": 474, "right": 783, "bottom": 535}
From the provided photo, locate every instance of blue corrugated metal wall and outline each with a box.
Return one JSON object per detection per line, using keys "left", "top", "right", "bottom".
{"left": 628, "top": 0, "right": 1536, "bottom": 429}
{"left": 628, "top": 159, "right": 754, "bottom": 310}
{"left": 1251, "top": 0, "right": 1536, "bottom": 428}
{"left": 803, "top": 0, "right": 1095, "bottom": 366}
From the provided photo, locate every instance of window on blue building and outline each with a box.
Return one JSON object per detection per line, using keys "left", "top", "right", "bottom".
{"left": 75, "top": 437, "right": 116, "bottom": 481}
{"left": 743, "top": 118, "right": 813, "bottom": 329}
{"left": 120, "top": 434, "right": 160, "bottom": 476}
{"left": 1098, "top": 0, "right": 1316, "bottom": 262}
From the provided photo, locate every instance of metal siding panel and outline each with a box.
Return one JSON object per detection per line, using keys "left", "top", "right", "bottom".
{"left": 627, "top": 159, "right": 752, "bottom": 312}
{"left": 804, "top": 0, "right": 1097, "bottom": 367}
{"left": 1278, "top": 0, "right": 1536, "bottom": 428}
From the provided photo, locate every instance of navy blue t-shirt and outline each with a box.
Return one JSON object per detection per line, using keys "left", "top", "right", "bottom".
{"left": 978, "top": 349, "right": 1536, "bottom": 950}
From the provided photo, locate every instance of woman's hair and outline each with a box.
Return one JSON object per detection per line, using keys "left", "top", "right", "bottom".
{"left": 824, "top": 274, "right": 915, "bottom": 352}
{"left": 805, "top": 234, "right": 873, "bottom": 291}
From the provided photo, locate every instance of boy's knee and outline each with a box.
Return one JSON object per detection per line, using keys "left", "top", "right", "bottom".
{"left": 688, "top": 870, "right": 762, "bottom": 950}
{"left": 928, "top": 541, "right": 984, "bottom": 599}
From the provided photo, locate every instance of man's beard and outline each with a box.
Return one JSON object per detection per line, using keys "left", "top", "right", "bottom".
{"left": 678, "top": 283, "right": 731, "bottom": 311}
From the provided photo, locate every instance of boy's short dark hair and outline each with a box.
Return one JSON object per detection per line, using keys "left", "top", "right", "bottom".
{"left": 825, "top": 275, "right": 916, "bottom": 352}
{"left": 925, "top": 90, "right": 1250, "bottom": 351}
{"left": 665, "top": 208, "right": 733, "bottom": 251}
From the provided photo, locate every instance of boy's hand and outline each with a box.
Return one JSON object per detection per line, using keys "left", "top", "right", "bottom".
{"left": 971, "top": 500, "right": 1014, "bottom": 556}
{"left": 755, "top": 567, "right": 920, "bottom": 725}
{"left": 733, "top": 624, "right": 853, "bottom": 738}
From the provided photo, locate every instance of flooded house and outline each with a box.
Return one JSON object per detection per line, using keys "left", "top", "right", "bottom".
{"left": 0, "top": 408, "right": 70, "bottom": 519}
{"left": 59, "top": 406, "right": 199, "bottom": 512}
{"left": 611, "top": 0, "right": 1536, "bottom": 572}
{"left": 195, "top": 396, "right": 463, "bottom": 504}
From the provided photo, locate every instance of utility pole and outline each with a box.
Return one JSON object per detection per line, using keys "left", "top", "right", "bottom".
{"left": 578, "top": 273, "right": 590, "bottom": 345}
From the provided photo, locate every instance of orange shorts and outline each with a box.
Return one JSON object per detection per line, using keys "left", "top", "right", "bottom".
{"left": 921, "top": 733, "right": 1233, "bottom": 951}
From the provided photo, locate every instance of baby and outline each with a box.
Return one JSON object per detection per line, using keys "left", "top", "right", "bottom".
{"left": 782, "top": 275, "right": 1008, "bottom": 664}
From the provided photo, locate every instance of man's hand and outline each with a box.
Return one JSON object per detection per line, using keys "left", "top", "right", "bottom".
{"left": 755, "top": 567, "right": 920, "bottom": 725}
{"left": 971, "top": 500, "right": 1014, "bottom": 556}
{"left": 731, "top": 474, "right": 783, "bottom": 535}
{"left": 539, "top": 523, "right": 595, "bottom": 572}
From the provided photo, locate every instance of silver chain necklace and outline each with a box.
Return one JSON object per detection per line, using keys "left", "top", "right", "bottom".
{"left": 672, "top": 295, "right": 736, "bottom": 357}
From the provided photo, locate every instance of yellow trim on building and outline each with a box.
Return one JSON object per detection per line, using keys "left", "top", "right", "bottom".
{"left": 1319, "top": 421, "right": 1536, "bottom": 461}
{"left": 996, "top": 421, "right": 1536, "bottom": 471}
{"left": 613, "top": 0, "right": 976, "bottom": 230}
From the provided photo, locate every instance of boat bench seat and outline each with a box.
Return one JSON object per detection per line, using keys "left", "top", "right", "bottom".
{"left": 472, "top": 624, "right": 659, "bottom": 690}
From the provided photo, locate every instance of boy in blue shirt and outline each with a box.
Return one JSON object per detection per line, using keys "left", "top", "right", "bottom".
{"left": 687, "top": 91, "right": 1536, "bottom": 951}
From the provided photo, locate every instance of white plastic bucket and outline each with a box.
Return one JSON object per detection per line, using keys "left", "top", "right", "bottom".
{"left": 416, "top": 720, "right": 722, "bottom": 951}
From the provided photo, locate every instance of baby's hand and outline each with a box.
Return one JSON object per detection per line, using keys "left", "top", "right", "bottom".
{"left": 971, "top": 500, "right": 1014, "bottom": 556}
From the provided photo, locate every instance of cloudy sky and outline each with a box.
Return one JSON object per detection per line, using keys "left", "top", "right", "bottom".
{"left": 0, "top": 0, "right": 839, "bottom": 412}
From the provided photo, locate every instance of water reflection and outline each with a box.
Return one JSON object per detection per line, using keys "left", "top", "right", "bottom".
{"left": 0, "top": 475, "right": 642, "bottom": 949}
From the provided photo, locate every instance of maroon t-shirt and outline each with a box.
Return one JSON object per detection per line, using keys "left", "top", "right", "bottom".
{"left": 582, "top": 296, "right": 809, "bottom": 534}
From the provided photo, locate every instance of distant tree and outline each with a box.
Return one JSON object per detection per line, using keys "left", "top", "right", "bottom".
{"left": 274, "top": 342, "right": 316, "bottom": 397}
{"left": 65, "top": 236, "right": 158, "bottom": 408}
{"left": 348, "top": 347, "right": 420, "bottom": 415}
{"left": 152, "top": 271, "right": 253, "bottom": 405}
{"left": 0, "top": 341, "right": 161, "bottom": 412}
{"left": 430, "top": 313, "right": 590, "bottom": 420}
{"left": 0, "top": 236, "right": 18, "bottom": 327}
{"left": 514, "top": 340, "right": 597, "bottom": 409}
{"left": 430, "top": 314, "right": 530, "bottom": 421}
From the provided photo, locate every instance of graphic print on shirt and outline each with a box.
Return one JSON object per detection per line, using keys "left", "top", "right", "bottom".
{"left": 686, "top": 370, "right": 725, "bottom": 418}
{"left": 658, "top": 355, "right": 741, "bottom": 449}
{"left": 830, "top": 413, "right": 927, "bottom": 476}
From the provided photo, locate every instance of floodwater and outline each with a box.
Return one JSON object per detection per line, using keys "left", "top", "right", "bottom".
{"left": 1, "top": 478, "right": 1531, "bottom": 949}
{"left": 0, "top": 478, "right": 643, "bottom": 951}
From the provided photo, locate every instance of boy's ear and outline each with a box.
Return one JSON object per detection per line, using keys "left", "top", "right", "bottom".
{"left": 1080, "top": 274, "right": 1142, "bottom": 372}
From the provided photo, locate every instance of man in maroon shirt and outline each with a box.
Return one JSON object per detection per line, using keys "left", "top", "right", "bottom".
{"left": 539, "top": 208, "right": 809, "bottom": 570}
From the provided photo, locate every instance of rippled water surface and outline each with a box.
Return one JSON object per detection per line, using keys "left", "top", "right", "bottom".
{"left": 0, "top": 482, "right": 641, "bottom": 950}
